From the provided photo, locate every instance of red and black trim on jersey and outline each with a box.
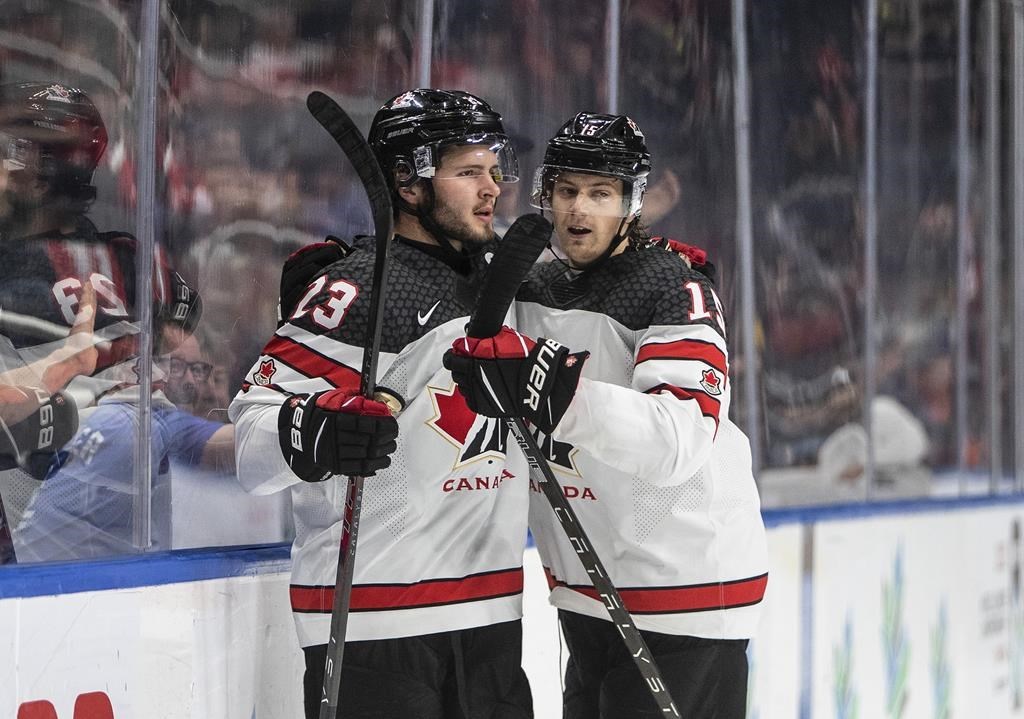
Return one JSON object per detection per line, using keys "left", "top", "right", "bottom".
{"left": 290, "top": 566, "right": 524, "bottom": 613}
{"left": 544, "top": 568, "right": 767, "bottom": 614}
{"left": 636, "top": 337, "right": 727, "bottom": 431}
{"left": 635, "top": 338, "right": 726, "bottom": 375}
{"left": 644, "top": 382, "right": 722, "bottom": 431}
{"left": 260, "top": 334, "right": 361, "bottom": 391}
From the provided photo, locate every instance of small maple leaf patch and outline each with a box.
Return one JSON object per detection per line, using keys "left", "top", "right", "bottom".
{"left": 699, "top": 368, "right": 723, "bottom": 396}
{"left": 253, "top": 358, "right": 277, "bottom": 386}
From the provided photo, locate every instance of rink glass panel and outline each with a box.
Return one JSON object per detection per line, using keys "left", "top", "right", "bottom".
{"left": 2, "top": 0, "right": 1020, "bottom": 570}
{"left": 872, "top": 0, "right": 984, "bottom": 487}
{"left": 744, "top": 0, "right": 872, "bottom": 503}
{"left": 0, "top": 1, "right": 151, "bottom": 563}
{"left": 159, "top": 1, "right": 421, "bottom": 552}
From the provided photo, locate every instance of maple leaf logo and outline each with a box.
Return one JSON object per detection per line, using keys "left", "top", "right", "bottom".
{"left": 426, "top": 384, "right": 510, "bottom": 469}
{"left": 45, "top": 83, "right": 72, "bottom": 102}
{"left": 530, "top": 427, "right": 582, "bottom": 478}
{"left": 699, "top": 368, "right": 723, "bottom": 396}
{"left": 252, "top": 358, "right": 277, "bottom": 386}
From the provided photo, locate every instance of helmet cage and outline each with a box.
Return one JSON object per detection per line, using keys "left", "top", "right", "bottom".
{"left": 369, "top": 89, "right": 518, "bottom": 189}
{"left": 530, "top": 113, "right": 650, "bottom": 218}
{"left": 531, "top": 165, "right": 647, "bottom": 218}
{"left": 0, "top": 132, "right": 32, "bottom": 173}
{"left": 409, "top": 132, "right": 518, "bottom": 184}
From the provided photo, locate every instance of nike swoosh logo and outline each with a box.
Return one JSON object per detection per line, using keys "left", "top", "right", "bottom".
{"left": 417, "top": 299, "right": 442, "bottom": 326}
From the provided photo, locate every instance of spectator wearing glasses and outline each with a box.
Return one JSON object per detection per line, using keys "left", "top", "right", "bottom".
{"left": 12, "top": 327, "right": 235, "bottom": 562}
{"left": 160, "top": 332, "right": 214, "bottom": 411}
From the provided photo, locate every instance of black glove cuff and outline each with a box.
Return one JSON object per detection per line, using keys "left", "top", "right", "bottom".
{"left": 520, "top": 340, "right": 588, "bottom": 434}
{"left": 278, "top": 394, "right": 332, "bottom": 483}
{"left": 0, "top": 390, "right": 79, "bottom": 480}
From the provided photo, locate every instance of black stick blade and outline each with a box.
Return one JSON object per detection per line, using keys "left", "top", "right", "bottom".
{"left": 306, "top": 92, "right": 391, "bottom": 228}
{"left": 306, "top": 90, "right": 393, "bottom": 399}
{"left": 468, "top": 213, "right": 552, "bottom": 339}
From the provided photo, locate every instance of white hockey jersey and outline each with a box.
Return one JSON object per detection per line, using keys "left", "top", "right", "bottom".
{"left": 516, "top": 243, "right": 768, "bottom": 639}
{"left": 229, "top": 238, "right": 530, "bottom": 646}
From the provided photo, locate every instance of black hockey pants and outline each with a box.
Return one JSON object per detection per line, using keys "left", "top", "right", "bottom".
{"left": 303, "top": 619, "right": 532, "bottom": 718}
{"left": 559, "top": 610, "right": 749, "bottom": 719}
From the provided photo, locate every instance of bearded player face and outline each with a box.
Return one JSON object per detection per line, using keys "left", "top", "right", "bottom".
{"left": 427, "top": 144, "right": 503, "bottom": 248}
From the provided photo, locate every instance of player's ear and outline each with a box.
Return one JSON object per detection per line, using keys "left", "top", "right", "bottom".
{"left": 398, "top": 182, "right": 423, "bottom": 207}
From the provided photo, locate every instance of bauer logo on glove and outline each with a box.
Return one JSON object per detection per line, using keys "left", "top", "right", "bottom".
{"left": 524, "top": 338, "right": 564, "bottom": 412}
{"left": 443, "top": 327, "right": 588, "bottom": 435}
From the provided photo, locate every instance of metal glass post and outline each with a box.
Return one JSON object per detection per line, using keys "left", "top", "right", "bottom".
{"left": 1014, "top": 0, "right": 1024, "bottom": 492}
{"left": 605, "top": 0, "right": 621, "bottom": 114}
{"left": 955, "top": 0, "right": 971, "bottom": 491}
{"left": 984, "top": 0, "right": 1001, "bottom": 491}
{"left": 731, "top": 0, "right": 760, "bottom": 474}
{"left": 416, "top": 0, "right": 435, "bottom": 88}
{"left": 863, "top": 0, "right": 879, "bottom": 497}
{"left": 132, "top": 0, "right": 159, "bottom": 549}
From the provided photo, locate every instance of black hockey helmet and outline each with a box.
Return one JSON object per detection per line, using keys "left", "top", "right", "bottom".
{"left": 368, "top": 89, "right": 518, "bottom": 188}
{"left": 0, "top": 82, "right": 108, "bottom": 202}
{"left": 531, "top": 112, "right": 650, "bottom": 218}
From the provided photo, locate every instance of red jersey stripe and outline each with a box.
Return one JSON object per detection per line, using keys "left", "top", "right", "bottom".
{"left": 544, "top": 568, "right": 767, "bottom": 615}
{"left": 636, "top": 338, "right": 726, "bottom": 374}
{"left": 263, "top": 335, "right": 360, "bottom": 390}
{"left": 290, "top": 567, "right": 524, "bottom": 613}
{"left": 646, "top": 383, "right": 721, "bottom": 428}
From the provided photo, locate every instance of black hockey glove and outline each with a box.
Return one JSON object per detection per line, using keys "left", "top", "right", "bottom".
{"left": 278, "top": 238, "right": 349, "bottom": 327}
{"left": 278, "top": 389, "right": 399, "bottom": 482}
{"left": 0, "top": 389, "right": 78, "bottom": 480}
{"left": 443, "top": 327, "right": 588, "bottom": 435}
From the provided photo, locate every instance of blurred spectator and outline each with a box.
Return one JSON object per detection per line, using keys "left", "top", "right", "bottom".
{"left": 0, "top": 80, "right": 203, "bottom": 563}
{"left": 183, "top": 222, "right": 318, "bottom": 395}
{"left": 159, "top": 332, "right": 213, "bottom": 414}
{"left": 758, "top": 176, "right": 862, "bottom": 467}
{"left": 14, "top": 324, "right": 235, "bottom": 562}
{"left": 192, "top": 326, "right": 233, "bottom": 424}
{"left": 908, "top": 353, "right": 956, "bottom": 469}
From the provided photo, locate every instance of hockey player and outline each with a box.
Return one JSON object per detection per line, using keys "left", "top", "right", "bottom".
{"left": 0, "top": 81, "right": 202, "bottom": 561}
{"left": 444, "top": 113, "right": 769, "bottom": 718}
{"left": 230, "top": 89, "right": 534, "bottom": 718}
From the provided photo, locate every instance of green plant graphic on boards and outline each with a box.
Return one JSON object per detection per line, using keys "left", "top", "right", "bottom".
{"left": 834, "top": 613, "right": 858, "bottom": 719}
{"left": 930, "top": 600, "right": 951, "bottom": 719}
{"left": 882, "top": 545, "right": 910, "bottom": 718}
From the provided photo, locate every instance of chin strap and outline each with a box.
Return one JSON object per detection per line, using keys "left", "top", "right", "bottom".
{"left": 571, "top": 215, "right": 637, "bottom": 272}
{"left": 537, "top": 208, "right": 637, "bottom": 275}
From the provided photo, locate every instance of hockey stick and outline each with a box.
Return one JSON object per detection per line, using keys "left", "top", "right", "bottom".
{"left": 467, "top": 218, "right": 681, "bottom": 717}
{"left": 306, "top": 90, "right": 393, "bottom": 719}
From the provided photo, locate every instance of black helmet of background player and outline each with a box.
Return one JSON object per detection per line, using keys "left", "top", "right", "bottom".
{"left": 531, "top": 112, "right": 651, "bottom": 263}
{"left": 368, "top": 89, "right": 518, "bottom": 254}
{"left": 0, "top": 82, "right": 108, "bottom": 219}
